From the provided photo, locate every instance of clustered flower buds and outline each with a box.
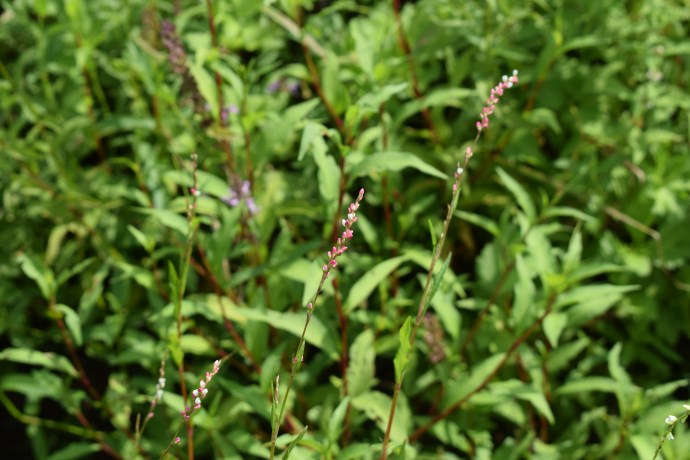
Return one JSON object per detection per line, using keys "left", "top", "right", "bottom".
{"left": 322, "top": 189, "right": 365, "bottom": 279}
{"left": 145, "top": 355, "right": 167, "bottom": 421}
{"left": 452, "top": 146, "right": 474, "bottom": 193}
{"left": 181, "top": 359, "right": 221, "bottom": 421}
{"left": 160, "top": 20, "right": 189, "bottom": 76}
{"left": 662, "top": 404, "right": 690, "bottom": 443}
{"left": 147, "top": 376, "right": 166, "bottom": 419}
{"left": 476, "top": 70, "right": 519, "bottom": 132}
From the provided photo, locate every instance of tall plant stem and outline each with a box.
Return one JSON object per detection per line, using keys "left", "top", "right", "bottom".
{"left": 380, "top": 141, "right": 476, "bottom": 459}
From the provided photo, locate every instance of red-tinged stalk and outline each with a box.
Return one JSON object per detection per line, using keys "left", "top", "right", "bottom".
{"left": 160, "top": 359, "right": 222, "bottom": 459}
{"left": 380, "top": 71, "right": 519, "bottom": 459}
{"left": 269, "top": 189, "right": 365, "bottom": 460}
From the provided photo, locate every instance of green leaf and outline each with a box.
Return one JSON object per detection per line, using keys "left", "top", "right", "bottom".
{"left": 542, "top": 206, "right": 597, "bottom": 223}
{"left": 204, "top": 297, "right": 339, "bottom": 359}
{"left": 0, "top": 371, "right": 63, "bottom": 400}
{"left": 454, "top": 210, "right": 501, "bottom": 237}
{"left": 356, "top": 83, "right": 408, "bottom": 111}
{"left": 189, "top": 63, "right": 218, "bottom": 118}
{"left": 164, "top": 169, "right": 230, "bottom": 199}
{"left": 567, "top": 293, "right": 629, "bottom": 325}
{"left": 137, "top": 208, "right": 188, "bottom": 235}
{"left": 496, "top": 167, "right": 536, "bottom": 222}
{"left": 563, "top": 226, "right": 582, "bottom": 274}
{"left": 608, "top": 342, "right": 631, "bottom": 385}
{"left": 46, "top": 443, "right": 100, "bottom": 460}
{"left": 279, "top": 258, "right": 323, "bottom": 307}
{"left": 298, "top": 122, "right": 327, "bottom": 161}
{"left": 556, "top": 377, "right": 621, "bottom": 395}
{"left": 556, "top": 284, "right": 639, "bottom": 309}
{"left": 428, "top": 219, "right": 437, "bottom": 247}
{"left": 547, "top": 337, "right": 590, "bottom": 372}
{"left": 515, "top": 390, "right": 554, "bottom": 425}
{"left": 512, "top": 254, "right": 536, "bottom": 331}
{"left": 281, "top": 427, "right": 308, "bottom": 460}
{"left": 525, "top": 226, "right": 556, "bottom": 280}
{"left": 56, "top": 258, "right": 95, "bottom": 287}
{"left": 524, "top": 108, "right": 561, "bottom": 134}
{"left": 346, "top": 330, "right": 376, "bottom": 396}
{"left": 348, "top": 151, "right": 447, "bottom": 180}
{"left": 629, "top": 434, "right": 657, "bottom": 460}
{"left": 314, "top": 145, "right": 340, "bottom": 206}
{"left": 428, "top": 252, "right": 452, "bottom": 306}
{"left": 351, "top": 391, "right": 411, "bottom": 443}
{"left": 567, "top": 262, "right": 627, "bottom": 285}
{"left": 127, "top": 225, "right": 154, "bottom": 253}
{"left": 345, "top": 255, "right": 409, "bottom": 312}
{"left": 328, "top": 396, "right": 351, "bottom": 442}
{"left": 393, "top": 317, "right": 413, "bottom": 384}
{"left": 0, "top": 348, "right": 77, "bottom": 377}
{"left": 442, "top": 353, "right": 506, "bottom": 406}
{"left": 55, "top": 304, "right": 82, "bottom": 347}
{"left": 321, "top": 53, "right": 350, "bottom": 115}
{"left": 422, "top": 87, "right": 475, "bottom": 108}
{"left": 543, "top": 312, "right": 568, "bottom": 347}
{"left": 18, "top": 253, "right": 54, "bottom": 299}
{"left": 430, "top": 278, "right": 462, "bottom": 341}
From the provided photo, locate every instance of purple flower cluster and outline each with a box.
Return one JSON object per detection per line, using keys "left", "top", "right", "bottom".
{"left": 267, "top": 78, "right": 300, "bottom": 96}
{"left": 222, "top": 180, "right": 257, "bottom": 215}
{"left": 220, "top": 104, "right": 239, "bottom": 123}
{"left": 160, "top": 20, "right": 188, "bottom": 76}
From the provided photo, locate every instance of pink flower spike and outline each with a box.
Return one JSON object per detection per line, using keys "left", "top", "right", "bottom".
{"left": 174, "top": 437, "right": 181, "bottom": 445}
{"left": 476, "top": 70, "right": 519, "bottom": 132}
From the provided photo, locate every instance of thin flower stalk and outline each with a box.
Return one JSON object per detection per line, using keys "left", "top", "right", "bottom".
{"left": 653, "top": 403, "right": 690, "bottom": 460}
{"left": 160, "top": 359, "right": 222, "bottom": 460}
{"left": 380, "top": 71, "right": 519, "bottom": 460}
{"left": 269, "top": 189, "right": 365, "bottom": 460}
{"left": 135, "top": 353, "right": 167, "bottom": 445}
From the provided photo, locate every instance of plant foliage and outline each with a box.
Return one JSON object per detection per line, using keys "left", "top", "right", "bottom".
{"left": 1, "top": 0, "right": 689, "bottom": 459}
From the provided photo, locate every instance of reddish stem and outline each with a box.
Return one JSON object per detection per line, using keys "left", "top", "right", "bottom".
{"left": 391, "top": 0, "right": 439, "bottom": 144}
{"left": 334, "top": 278, "right": 352, "bottom": 445}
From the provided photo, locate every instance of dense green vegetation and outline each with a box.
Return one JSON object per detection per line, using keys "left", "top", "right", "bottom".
{"left": 1, "top": 0, "right": 689, "bottom": 458}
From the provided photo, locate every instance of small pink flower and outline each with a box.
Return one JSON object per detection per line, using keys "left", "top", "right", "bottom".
{"left": 179, "top": 359, "right": 222, "bottom": 423}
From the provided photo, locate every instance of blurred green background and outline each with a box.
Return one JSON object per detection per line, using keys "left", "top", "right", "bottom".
{"left": 1, "top": 0, "right": 689, "bottom": 458}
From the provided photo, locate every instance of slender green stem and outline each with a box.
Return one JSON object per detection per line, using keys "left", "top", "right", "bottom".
{"left": 270, "top": 190, "right": 364, "bottom": 459}
{"left": 380, "top": 134, "right": 479, "bottom": 459}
